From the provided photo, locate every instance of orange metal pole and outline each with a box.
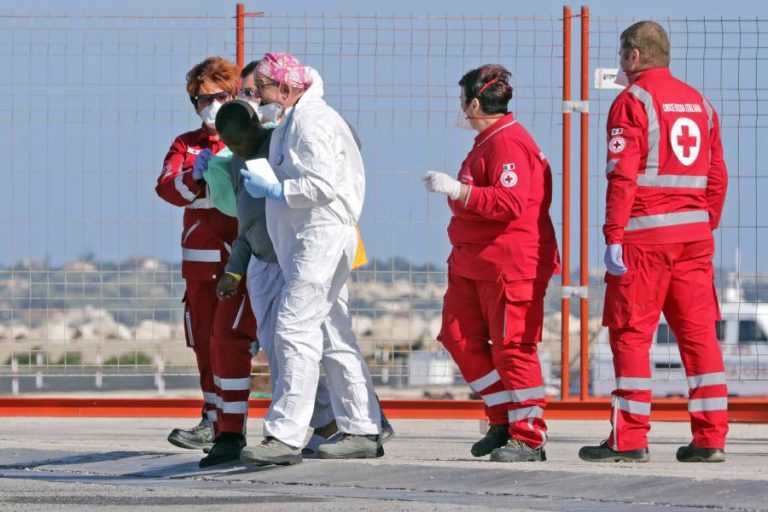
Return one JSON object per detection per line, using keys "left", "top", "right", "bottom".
{"left": 579, "top": 5, "right": 590, "bottom": 400}
{"left": 2, "top": 397, "right": 767, "bottom": 422}
{"left": 236, "top": 3, "right": 245, "bottom": 70}
{"left": 561, "top": 5, "right": 572, "bottom": 401}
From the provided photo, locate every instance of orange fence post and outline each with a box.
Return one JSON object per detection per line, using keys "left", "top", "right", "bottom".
{"left": 579, "top": 5, "right": 590, "bottom": 400}
{"left": 561, "top": 5, "right": 572, "bottom": 401}
{"left": 236, "top": 3, "right": 245, "bottom": 70}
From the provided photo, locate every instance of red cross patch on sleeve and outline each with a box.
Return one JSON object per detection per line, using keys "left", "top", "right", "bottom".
{"left": 500, "top": 163, "right": 518, "bottom": 188}
{"left": 608, "top": 136, "right": 626, "bottom": 153}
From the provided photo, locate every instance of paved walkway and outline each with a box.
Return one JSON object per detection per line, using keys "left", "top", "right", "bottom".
{"left": 1, "top": 418, "right": 766, "bottom": 511}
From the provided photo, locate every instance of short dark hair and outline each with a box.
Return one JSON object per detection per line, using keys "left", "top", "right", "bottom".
{"left": 621, "top": 21, "right": 671, "bottom": 68}
{"left": 215, "top": 99, "right": 261, "bottom": 133}
{"left": 458, "top": 64, "right": 513, "bottom": 115}
{"left": 240, "top": 59, "right": 260, "bottom": 79}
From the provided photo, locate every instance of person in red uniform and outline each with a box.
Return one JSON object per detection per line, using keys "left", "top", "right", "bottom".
{"left": 579, "top": 21, "right": 729, "bottom": 463}
{"left": 423, "top": 64, "right": 560, "bottom": 463}
{"left": 156, "top": 56, "right": 256, "bottom": 454}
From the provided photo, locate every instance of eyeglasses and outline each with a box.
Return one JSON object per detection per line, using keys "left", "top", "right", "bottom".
{"left": 238, "top": 88, "right": 258, "bottom": 98}
{"left": 254, "top": 80, "right": 278, "bottom": 92}
{"left": 192, "top": 91, "right": 231, "bottom": 106}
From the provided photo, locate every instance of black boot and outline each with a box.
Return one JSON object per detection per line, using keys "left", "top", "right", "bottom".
{"left": 471, "top": 424, "right": 510, "bottom": 457}
{"left": 167, "top": 418, "right": 214, "bottom": 451}
{"left": 676, "top": 443, "right": 725, "bottom": 463}
{"left": 578, "top": 440, "right": 650, "bottom": 463}
{"left": 199, "top": 433, "right": 246, "bottom": 467}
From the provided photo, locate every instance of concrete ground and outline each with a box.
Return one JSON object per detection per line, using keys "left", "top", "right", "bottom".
{"left": 0, "top": 417, "right": 767, "bottom": 511}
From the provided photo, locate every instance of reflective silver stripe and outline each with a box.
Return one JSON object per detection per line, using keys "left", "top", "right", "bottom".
{"left": 477, "top": 120, "right": 518, "bottom": 147}
{"left": 186, "top": 197, "right": 213, "bottom": 209}
{"left": 220, "top": 401, "right": 249, "bottom": 414}
{"left": 606, "top": 159, "right": 618, "bottom": 174}
{"left": 611, "top": 396, "right": 619, "bottom": 448}
{"left": 616, "top": 377, "right": 652, "bottom": 390}
{"left": 508, "top": 405, "right": 544, "bottom": 422}
{"left": 628, "top": 85, "right": 660, "bottom": 177}
{"left": 214, "top": 376, "right": 251, "bottom": 391}
{"left": 468, "top": 369, "right": 501, "bottom": 392}
{"left": 212, "top": 395, "right": 249, "bottom": 414}
{"left": 613, "top": 396, "right": 651, "bottom": 416}
{"left": 174, "top": 174, "right": 197, "bottom": 202}
{"left": 184, "top": 308, "right": 195, "bottom": 347}
{"left": 702, "top": 97, "right": 714, "bottom": 132}
{"left": 182, "top": 248, "right": 220, "bottom": 263}
{"left": 636, "top": 174, "right": 708, "bottom": 189}
{"left": 509, "top": 385, "right": 546, "bottom": 403}
{"left": 203, "top": 392, "right": 217, "bottom": 405}
{"left": 483, "top": 390, "right": 512, "bottom": 407}
{"left": 626, "top": 210, "right": 709, "bottom": 231}
{"left": 689, "top": 397, "right": 728, "bottom": 412}
{"left": 688, "top": 372, "right": 726, "bottom": 389}
{"left": 232, "top": 296, "right": 246, "bottom": 330}
{"left": 222, "top": 242, "right": 232, "bottom": 255}
{"left": 182, "top": 220, "right": 201, "bottom": 245}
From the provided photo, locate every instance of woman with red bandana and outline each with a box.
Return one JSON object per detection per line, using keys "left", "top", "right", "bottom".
{"left": 423, "top": 64, "right": 560, "bottom": 462}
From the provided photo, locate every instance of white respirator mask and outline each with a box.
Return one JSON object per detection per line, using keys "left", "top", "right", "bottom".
{"left": 455, "top": 112, "right": 474, "bottom": 130}
{"left": 199, "top": 101, "right": 223, "bottom": 128}
{"left": 615, "top": 67, "right": 630, "bottom": 87}
{"left": 256, "top": 103, "right": 286, "bottom": 129}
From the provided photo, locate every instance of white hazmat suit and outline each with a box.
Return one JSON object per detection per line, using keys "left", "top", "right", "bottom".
{"left": 264, "top": 68, "right": 380, "bottom": 448}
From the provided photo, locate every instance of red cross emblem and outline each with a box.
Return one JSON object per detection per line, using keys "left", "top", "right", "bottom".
{"left": 500, "top": 169, "right": 518, "bottom": 188}
{"left": 670, "top": 117, "right": 701, "bottom": 166}
{"left": 608, "top": 136, "right": 626, "bottom": 153}
{"left": 676, "top": 125, "right": 698, "bottom": 157}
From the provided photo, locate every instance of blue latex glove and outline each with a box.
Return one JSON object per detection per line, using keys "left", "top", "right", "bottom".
{"left": 192, "top": 148, "right": 213, "bottom": 181}
{"left": 240, "top": 168, "right": 285, "bottom": 201}
{"left": 604, "top": 244, "right": 628, "bottom": 276}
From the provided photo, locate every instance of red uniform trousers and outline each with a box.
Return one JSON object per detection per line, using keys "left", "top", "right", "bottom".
{"left": 439, "top": 273, "right": 548, "bottom": 448}
{"left": 603, "top": 238, "right": 728, "bottom": 451}
{"left": 184, "top": 278, "right": 257, "bottom": 436}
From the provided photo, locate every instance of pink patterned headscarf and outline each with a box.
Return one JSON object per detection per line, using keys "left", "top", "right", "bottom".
{"left": 255, "top": 52, "right": 312, "bottom": 90}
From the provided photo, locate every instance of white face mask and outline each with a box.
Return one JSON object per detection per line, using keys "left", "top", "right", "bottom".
{"left": 256, "top": 103, "right": 286, "bottom": 129}
{"left": 245, "top": 100, "right": 261, "bottom": 112}
{"left": 454, "top": 112, "right": 474, "bottom": 130}
{"left": 199, "top": 101, "right": 223, "bottom": 128}
{"left": 615, "top": 67, "right": 630, "bottom": 87}
{"left": 455, "top": 101, "right": 475, "bottom": 130}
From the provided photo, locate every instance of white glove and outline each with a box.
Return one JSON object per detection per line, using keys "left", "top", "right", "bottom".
{"left": 604, "top": 244, "right": 628, "bottom": 276}
{"left": 422, "top": 171, "right": 461, "bottom": 200}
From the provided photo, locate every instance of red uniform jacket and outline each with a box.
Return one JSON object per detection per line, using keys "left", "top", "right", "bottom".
{"left": 447, "top": 113, "right": 561, "bottom": 286}
{"left": 156, "top": 125, "right": 237, "bottom": 281}
{"left": 603, "top": 67, "right": 728, "bottom": 245}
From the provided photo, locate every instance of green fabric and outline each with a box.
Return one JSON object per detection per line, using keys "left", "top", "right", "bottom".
{"left": 203, "top": 147, "right": 237, "bottom": 217}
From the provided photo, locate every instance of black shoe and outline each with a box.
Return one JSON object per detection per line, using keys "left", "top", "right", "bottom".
{"left": 676, "top": 443, "right": 725, "bottom": 463}
{"left": 578, "top": 440, "right": 650, "bottom": 463}
{"left": 199, "top": 433, "right": 246, "bottom": 468}
{"left": 167, "top": 418, "right": 214, "bottom": 451}
{"left": 471, "top": 424, "right": 510, "bottom": 457}
{"left": 490, "top": 439, "right": 547, "bottom": 462}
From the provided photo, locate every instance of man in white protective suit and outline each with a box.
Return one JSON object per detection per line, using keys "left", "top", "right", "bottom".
{"left": 238, "top": 53, "right": 383, "bottom": 465}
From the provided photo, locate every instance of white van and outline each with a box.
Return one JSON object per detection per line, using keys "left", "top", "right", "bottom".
{"left": 591, "top": 285, "right": 768, "bottom": 397}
